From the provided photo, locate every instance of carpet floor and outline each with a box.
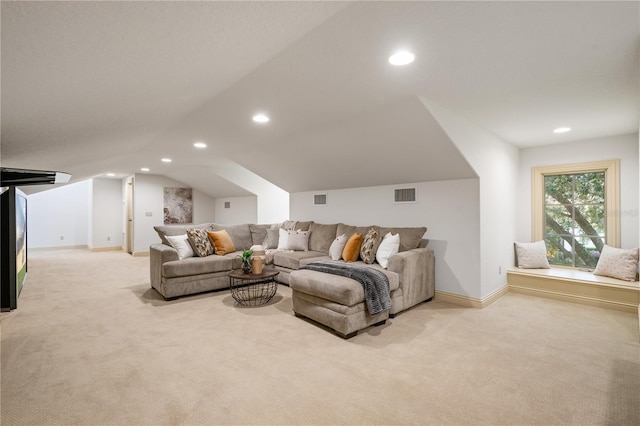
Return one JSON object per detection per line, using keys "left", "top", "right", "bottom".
{"left": 1, "top": 248, "right": 639, "bottom": 425}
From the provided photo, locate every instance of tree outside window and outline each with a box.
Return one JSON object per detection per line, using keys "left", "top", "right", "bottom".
{"left": 532, "top": 160, "right": 619, "bottom": 270}
{"left": 544, "top": 172, "right": 605, "bottom": 268}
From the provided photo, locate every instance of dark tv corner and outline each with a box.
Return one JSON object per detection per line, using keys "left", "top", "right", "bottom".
{"left": 1, "top": 186, "right": 28, "bottom": 311}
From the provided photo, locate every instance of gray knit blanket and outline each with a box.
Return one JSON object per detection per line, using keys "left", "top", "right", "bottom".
{"left": 300, "top": 261, "right": 391, "bottom": 315}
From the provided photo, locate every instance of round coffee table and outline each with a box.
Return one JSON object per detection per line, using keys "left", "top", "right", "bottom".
{"left": 228, "top": 268, "right": 279, "bottom": 306}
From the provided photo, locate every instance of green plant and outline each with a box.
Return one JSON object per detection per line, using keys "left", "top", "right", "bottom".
{"left": 239, "top": 249, "right": 253, "bottom": 273}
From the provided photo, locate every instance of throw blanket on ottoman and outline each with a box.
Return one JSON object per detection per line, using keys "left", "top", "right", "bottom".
{"left": 300, "top": 261, "right": 392, "bottom": 315}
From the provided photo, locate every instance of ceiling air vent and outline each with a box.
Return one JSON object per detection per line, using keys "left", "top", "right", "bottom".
{"left": 394, "top": 187, "right": 416, "bottom": 203}
{"left": 313, "top": 193, "right": 327, "bottom": 206}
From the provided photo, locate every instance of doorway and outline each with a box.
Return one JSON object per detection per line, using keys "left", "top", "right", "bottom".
{"left": 125, "top": 177, "right": 134, "bottom": 254}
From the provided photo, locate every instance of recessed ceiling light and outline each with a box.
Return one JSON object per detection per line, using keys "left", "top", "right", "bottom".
{"left": 252, "top": 113, "right": 270, "bottom": 123}
{"left": 193, "top": 142, "right": 207, "bottom": 149}
{"left": 161, "top": 158, "right": 172, "bottom": 163}
{"left": 553, "top": 127, "right": 571, "bottom": 134}
{"left": 140, "top": 167, "right": 150, "bottom": 172}
{"left": 389, "top": 50, "right": 415, "bottom": 66}
{"left": 106, "top": 173, "right": 115, "bottom": 177}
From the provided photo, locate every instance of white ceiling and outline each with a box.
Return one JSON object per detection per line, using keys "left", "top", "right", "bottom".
{"left": 2, "top": 1, "right": 638, "bottom": 197}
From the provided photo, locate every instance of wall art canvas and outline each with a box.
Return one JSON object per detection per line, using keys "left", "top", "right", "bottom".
{"left": 164, "top": 187, "right": 193, "bottom": 224}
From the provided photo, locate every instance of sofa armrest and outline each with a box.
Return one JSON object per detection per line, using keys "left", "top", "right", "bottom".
{"left": 388, "top": 248, "right": 435, "bottom": 312}
{"left": 150, "top": 243, "right": 179, "bottom": 289}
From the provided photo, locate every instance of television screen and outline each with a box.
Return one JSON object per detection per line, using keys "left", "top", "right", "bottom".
{"left": 15, "top": 190, "right": 27, "bottom": 295}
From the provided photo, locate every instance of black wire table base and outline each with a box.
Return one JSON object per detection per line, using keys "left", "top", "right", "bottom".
{"left": 228, "top": 269, "right": 278, "bottom": 307}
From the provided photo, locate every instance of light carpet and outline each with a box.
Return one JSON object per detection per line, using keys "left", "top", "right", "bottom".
{"left": 1, "top": 248, "right": 639, "bottom": 425}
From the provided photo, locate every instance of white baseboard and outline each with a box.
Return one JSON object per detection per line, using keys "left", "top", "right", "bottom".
{"left": 435, "top": 285, "right": 508, "bottom": 309}
{"left": 30, "top": 245, "right": 88, "bottom": 251}
{"left": 90, "top": 246, "right": 124, "bottom": 252}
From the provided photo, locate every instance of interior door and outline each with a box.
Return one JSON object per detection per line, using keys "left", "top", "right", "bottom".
{"left": 125, "top": 177, "right": 133, "bottom": 254}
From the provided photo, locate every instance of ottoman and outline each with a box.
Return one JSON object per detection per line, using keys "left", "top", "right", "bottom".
{"left": 289, "top": 268, "right": 400, "bottom": 339}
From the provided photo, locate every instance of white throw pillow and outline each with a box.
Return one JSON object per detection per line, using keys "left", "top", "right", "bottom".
{"left": 593, "top": 245, "right": 639, "bottom": 281}
{"left": 376, "top": 232, "right": 400, "bottom": 269}
{"left": 286, "top": 230, "right": 309, "bottom": 251}
{"left": 515, "top": 240, "right": 550, "bottom": 269}
{"left": 277, "top": 228, "right": 289, "bottom": 250}
{"left": 329, "top": 234, "right": 347, "bottom": 260}
{"left": 166, "top": 234, "right": 194, "bottom": 260}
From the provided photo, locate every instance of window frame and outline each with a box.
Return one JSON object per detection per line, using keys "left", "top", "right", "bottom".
{"left": 532, "top": 160, "right": 620, "bottom": 265}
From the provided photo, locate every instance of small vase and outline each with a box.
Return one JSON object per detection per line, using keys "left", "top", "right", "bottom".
{"left": 242, "top": 262, "right": 252, "bottom": 274}
{"left": 251, "top": 256, "right": 263, "bottom": 274}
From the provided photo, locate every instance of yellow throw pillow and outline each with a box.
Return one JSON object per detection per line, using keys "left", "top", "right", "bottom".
{"left": 207, "top": 229, "right": 236, "bottom": 255}
{"left": 342, "top": 233, "right": 363, "bottom": 262}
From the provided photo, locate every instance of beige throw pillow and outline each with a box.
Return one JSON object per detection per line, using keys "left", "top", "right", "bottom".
{"left": 286, "top": 230, "right": 309, "bottom": 251}
{"left": 329, "top": 234, "right": 347, "bottom": 260}
{"left": 515, "top": 241, "right": 550, "bottom": 269}
{"left": 593, "top": 245, "right": 639, "bottom": 281}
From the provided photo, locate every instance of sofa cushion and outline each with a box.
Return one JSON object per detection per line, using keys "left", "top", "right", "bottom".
{"left": 162, "top": 255, "right": 233, "bottom": 278}
{"left": 360, "top": 227, "right": 380, "bottom": 264}
{"left": 207, "top": 229, "right": 236, "bottom": 255}
{"left": 154, "top": 223, "right": 210, "bottom": 246}
{"left": 249, "top": 224, "right": 270, "bottom": 246}
{"left": 186, "top": 228, "right": 215, "bottom": 257}
{"left": 289, "top": 265, "right": 399, "bottom": 306}
{"left": 336, "top": 223, "right": 372, "bottom": 241}
{"left": 308, "top": 223, "right": 338, "bottom": 253}
{"left": 211, "top": 224, "right": 253, "bottom": 250}
{"left": 377, "top": 226, "right": 427, "bottom": 252}
{"left": 294, "top": 221, "right": 314, "bottom": 231}
{"left": 273, "top": 250, "right": 326, "bottom": 270}
{"left": 342, "top": 233, "right": 363, "bottom": 262}
{"left": 262, "top": 228, "right": 280, "bottom": 249}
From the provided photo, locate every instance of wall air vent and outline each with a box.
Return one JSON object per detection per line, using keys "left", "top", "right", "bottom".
{"left": 224, "top": 201, "right": 231, "bottom": 209}
{"left": 394, "top": 187, "right": 416, "bottom": 203}
{"left": 313, "top": 193, "right": 327, "bottom": 206}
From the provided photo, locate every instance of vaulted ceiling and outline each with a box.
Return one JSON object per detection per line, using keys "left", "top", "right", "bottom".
{"left": 2, "top": 1, "right": 638, "bottom": 197}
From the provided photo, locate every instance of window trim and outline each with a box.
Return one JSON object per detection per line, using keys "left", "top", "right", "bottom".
{"left": 532, "top": 160, "right": 620, "bottom": 255}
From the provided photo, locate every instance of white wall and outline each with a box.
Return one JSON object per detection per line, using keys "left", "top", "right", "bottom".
{"left": 195, "top": 157, "right": 289, "bottom": 223}
{"left": 214, "top": 196, "right": 257, "bottom": 225}
{"left": 423, "top": 98, "right": 519, "bottom": 299}
{"left": 89, "top": 178, "right": 123, "bottom": 249}
{"left": 27, "top": 180, "right": 90, "bottom": 249}
{"left": 517, "top": 133, "right": 639, "bottom": 249}
{"left": 132, "top": 173, "right": 216, "bottom": 254}
{"left": 290, "top": 178, "right": 481, "bottom": 298}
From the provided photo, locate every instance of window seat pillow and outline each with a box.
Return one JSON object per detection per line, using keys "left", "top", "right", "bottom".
{"left": 514, "top": 240, "right": 550, "bottom": 269}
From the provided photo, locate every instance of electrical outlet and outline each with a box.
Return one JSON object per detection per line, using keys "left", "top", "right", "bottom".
{"left": 107, "top": 236, "right": 111, "bottom": 241}
{"left": 60, "top": 236, "right": 64, "bottom": 240}
{"left": 498, "top": 265, "right": 502, "bottom": 275}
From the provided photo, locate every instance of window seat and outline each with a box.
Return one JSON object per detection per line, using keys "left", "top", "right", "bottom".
{"left": 507, "top": 267, "right": 640, "bottom": 314}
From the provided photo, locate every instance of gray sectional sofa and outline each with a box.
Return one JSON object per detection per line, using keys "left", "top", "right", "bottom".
{"left": 150, "top": 221, "right": 435, "bottom": 338}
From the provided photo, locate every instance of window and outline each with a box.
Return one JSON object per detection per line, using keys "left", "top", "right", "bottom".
{"left": 532, "top": 160, "right": 619, "bottom": 269}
